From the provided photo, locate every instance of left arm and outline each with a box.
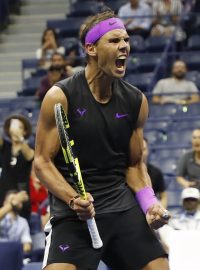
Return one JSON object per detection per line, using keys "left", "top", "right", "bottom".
{"left": 126, "top": 94, "right": 169, "bottom": 229}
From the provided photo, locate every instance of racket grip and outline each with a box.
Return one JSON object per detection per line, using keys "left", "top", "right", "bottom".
{"left": 86, "top": 217, "right": 103, "bottom": 249}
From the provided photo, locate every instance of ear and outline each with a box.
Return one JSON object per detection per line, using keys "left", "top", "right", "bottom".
{"left": 84, "top": 43, "right": 97, "bottom": 57}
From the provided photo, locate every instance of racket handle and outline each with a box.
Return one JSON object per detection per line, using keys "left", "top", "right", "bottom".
{"left": 86, "top": 217, "right": 103, "bottom": 249}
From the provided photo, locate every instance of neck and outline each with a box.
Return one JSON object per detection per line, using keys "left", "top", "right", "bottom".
{"left": 85, "top": 64, "right": 114, "bottom": 104}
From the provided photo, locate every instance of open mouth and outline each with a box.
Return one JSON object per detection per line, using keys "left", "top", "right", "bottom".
{"left": 115, "top": 56, "right": 126, "bottom": 71}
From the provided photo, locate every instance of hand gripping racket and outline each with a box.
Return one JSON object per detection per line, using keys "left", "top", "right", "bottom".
{"left": 54, "top": 103, "right": 103, "bottom": 249}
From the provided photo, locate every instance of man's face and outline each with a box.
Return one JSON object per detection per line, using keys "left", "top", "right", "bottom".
{"left": 183, "top": 198, "right": 199, "bottom": 212}
{"left": 52, "top": 55, "right": 65, "bottom": 66}
{"left": 94, "top": 29, "right": 130, "bottom": 78}
{"left": 192, "top": 129, "right": 200, "bottom": 152}
{"left": 130, "top": 0, "right": 139, "bottom": 8}
{"left": 172, "top": 61, "right": 187, "bottom": 79}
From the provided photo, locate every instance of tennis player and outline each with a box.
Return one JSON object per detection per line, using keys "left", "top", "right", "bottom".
{"left": 34, "top": 9, "right": 170, "bottom": 270}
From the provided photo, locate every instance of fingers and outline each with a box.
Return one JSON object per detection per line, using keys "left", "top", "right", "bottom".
{"left": 147, "top": 204, "right": 171, "bottom": 230}
{"left": 72, "top": 193, "right": 95, "bottom": 221}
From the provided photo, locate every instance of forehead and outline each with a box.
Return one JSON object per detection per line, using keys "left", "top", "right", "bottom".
{"left": 100, "top": 29, "right": 129, "bottom": 41}
{"left": 173, "top": 61, "right": 186, "bottom": 69}
{"left": 192, "top": 130, "right": 200, "bottom": 136}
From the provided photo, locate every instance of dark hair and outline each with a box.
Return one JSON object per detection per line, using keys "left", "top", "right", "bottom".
{"left": 79, "top": 9, "right": 116, "bottom": 46}
{"left": 51, "top": 52, "right": 65, "bottom": 61}
{"left": 41, "top": 28, "right": 58, "bottom": 46}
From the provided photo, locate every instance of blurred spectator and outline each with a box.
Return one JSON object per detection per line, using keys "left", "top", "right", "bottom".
{"left": 152, "top": 60, "right": 199, "bottom": 104}
{"left": 29, "top": 165, "right": 48, "bottom": 216}
{"left": 36, "top": 28, "right": 65, "bottom": 69}
{"left": 35, "top": 64, "right": 66, "bottom": 101}
{"left": 151, "top": 0, "right": 184, "bottom": 40}
{"left": 158, "top": 188, "right": 200, "bottom": 251}
{"left": 0, "top": 190, "right": 32, "bottom": 253}
{"left": 143, "top": 138, "right": 168, "bottom": 208}
{"left": 51, "top": 52, "right": 66, "bottom": 67}
{"left": 0, "top": 115, "right": 34, "bottom": 219}
{"left": 118, "top": 0, "right": 152, "bottom": 38}
{"left": 176, "top": 128, "right": 200, "bottom": 189}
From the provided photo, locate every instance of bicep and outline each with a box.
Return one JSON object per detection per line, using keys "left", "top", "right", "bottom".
{"left": 34, "top": 86, "right": 67, "bottom": 163}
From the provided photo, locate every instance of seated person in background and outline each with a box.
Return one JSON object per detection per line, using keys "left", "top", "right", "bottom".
{"left": 0, "top": 190, "right": 32, "bottom": 253}
{"left": 158, "top": 187, "right": 200, "bottom": 252}
{"left": 118, "top": 0, "right": 152, "bottom": 38}
{"left": 151, "top": 0, "right": 184, "bottom": 38}
{"left": 143, "top": 138, "right": 168, "bottom": 208}
{"left": 51, "top": 52, "right": 66, "bottom": 67}
{"left": 176, "top": 128, "right": 200, "bottom": 189}
{"left": 29, "top": 165, "right": 48, "bottom": 216}
{"left": 0, "top": 115, "right": 34, "bottom": 219}
{"left": 35, "top": 64, "right": 66, "bottom": 101}
{"left": 36, "top": 28, "right": 65, "bottom": 69}
{"left": 152, "top": 60, "right": 199, "bottom": 104}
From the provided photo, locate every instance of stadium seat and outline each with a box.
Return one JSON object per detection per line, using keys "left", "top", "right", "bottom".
{"left": 0, "top": 242, "right": 23, "bottom": 270}
{"left": 179, "top": 51, "right": 200, "bottom": 70}
{"left": 129, "top": 35, "right": 145, "bottom": 53}
{"left": 47, "top": 18, "right": 85, "bottom": 38}
{"left": 170, "top": 117, "right": 200, "bottom": 130}
{"left": 145, "top": 36, "right": 171, "bottom": 52}
{"left": 59, "top": 37, "right": 79, "bottom": 55}
{"left": 151, "top": 158, "right": 177, "bottom": 176}
{"left": 161, "top": 130, "right": 192, "bottom": 147}
{"left": 22, "top": 262, "right": 42, "bottom": 270}
{"left": 149, "top": 104, "right": 179, "bottom": 119}
{"left": 176, "top": 103, "right": 200, "bottom": 117}
{"left": 144, "top": 118, "right": 171, "bottom": 133}
{"left": 150, "top": 146, "right": 189, "bottom": 161}
{"left": 144, "top": 129, "right": 164, "bottom": 145}
{"left": 187, "top": 34, "right": 200, "bottom": 51}
{"left": 104, "top": 0, "right": 127, "bottom": 13}
{"left": 167, "top": 190, "right": 182, "bottom": 208}
{"left": 68, "top": 4, "right": 98, "bottom": 17}
{"left": 125, "top": 72, "right": 154, "bottom": 92}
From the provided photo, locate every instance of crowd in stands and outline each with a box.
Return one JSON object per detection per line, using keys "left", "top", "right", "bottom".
{"left": 0, "top": 0, "right": 200, "bottom": 269}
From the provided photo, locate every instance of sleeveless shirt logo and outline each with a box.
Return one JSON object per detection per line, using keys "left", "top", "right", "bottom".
{"left": 115, "top": 113, "right": 128, "bottom": 119}
{"left": 77, "top": 108, "right": 87, "bottom": 117}
{"left": 59, "top": 244, "right": 70, "bottom": 252}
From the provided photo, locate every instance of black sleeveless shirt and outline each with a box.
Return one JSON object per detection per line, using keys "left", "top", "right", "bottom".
{"left": 51, "top": 70, "right": 142, "bottom": 219}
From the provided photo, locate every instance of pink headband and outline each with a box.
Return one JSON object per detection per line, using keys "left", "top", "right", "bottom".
{"left": 85, "top": 18, "right": 126, "bottom": 44}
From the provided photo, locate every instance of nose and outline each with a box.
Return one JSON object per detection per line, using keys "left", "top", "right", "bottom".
{"left": 119, "top": 39, "right": 129, "bottom": 52}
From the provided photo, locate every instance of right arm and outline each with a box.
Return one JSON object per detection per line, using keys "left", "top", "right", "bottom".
{"left": 34, "top": 86, "right": 94, "bottom": 220}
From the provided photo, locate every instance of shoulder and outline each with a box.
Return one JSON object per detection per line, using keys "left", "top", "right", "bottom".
{"left": 181, "top": 150, "right": 193, "bottom": 160}
{"left": 118, "top": 78, "right": 142, "bottom": 96}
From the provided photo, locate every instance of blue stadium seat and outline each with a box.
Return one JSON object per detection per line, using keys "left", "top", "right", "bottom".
{"left": 145, "top": 36, "right": 171, "bottom": 52}
{"left": 136, "top": 53, "right": 161, "bottom": 72}
{"left": 176, "top": 103, "right": 200, "bottom": 117}
{"left": 149, "top": 104, "right": 179, "bottom": 119}
{"left": 144, "top": 118, "right": 171, "bottom": 133}
{"left": 151, "top": 158, "right": 177, "bottom": 176}
{"left": 125, "top": 72, "right": 154, "bottom": 92}
{"left": 170, "top": 118, "right": 200, "bottom": 130}
{"left": 0, "top": 242, "right": 23, "bottom": 270}
{"left": 161, "top": 130, "right": 192, "bottom": 147}
{"left": 129, "top": 35, "right": 145, "bottom": 53}
{"left": 59, "top": 37, "right": 80, "bottom": 55}
{"left": 22, "top": 262, "right": 42, "bottom": 270}
{"left": 150, "top": 146, "right": 189, "bottom": 161}
{"left": 47, "top": 18, "right": 85, "bottom": 38}
{"left": 68, "top": 4, "right": 98, "bottom": 17}
{"left": 144, "top": 129, "right": 164, "bottom": 145}
{"left": 104, "top": 0, "right": 127, "bottom": 13}
{"left": 187, "top": 35, "right": 200, "bottom": 51}
{"left": 180, "top": 51, "right": 200, "bottom": 70}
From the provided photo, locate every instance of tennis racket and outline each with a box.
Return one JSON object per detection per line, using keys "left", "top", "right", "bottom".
{"left": 54, "top": 103, "right": 103, "bottom": 249}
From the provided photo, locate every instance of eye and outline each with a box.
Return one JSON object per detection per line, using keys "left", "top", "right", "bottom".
{"left": 124, "top": 37, "right": 130, "bottom": 43}
{"left": 109, "top": 38, "right": 121, "bottom": 43}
